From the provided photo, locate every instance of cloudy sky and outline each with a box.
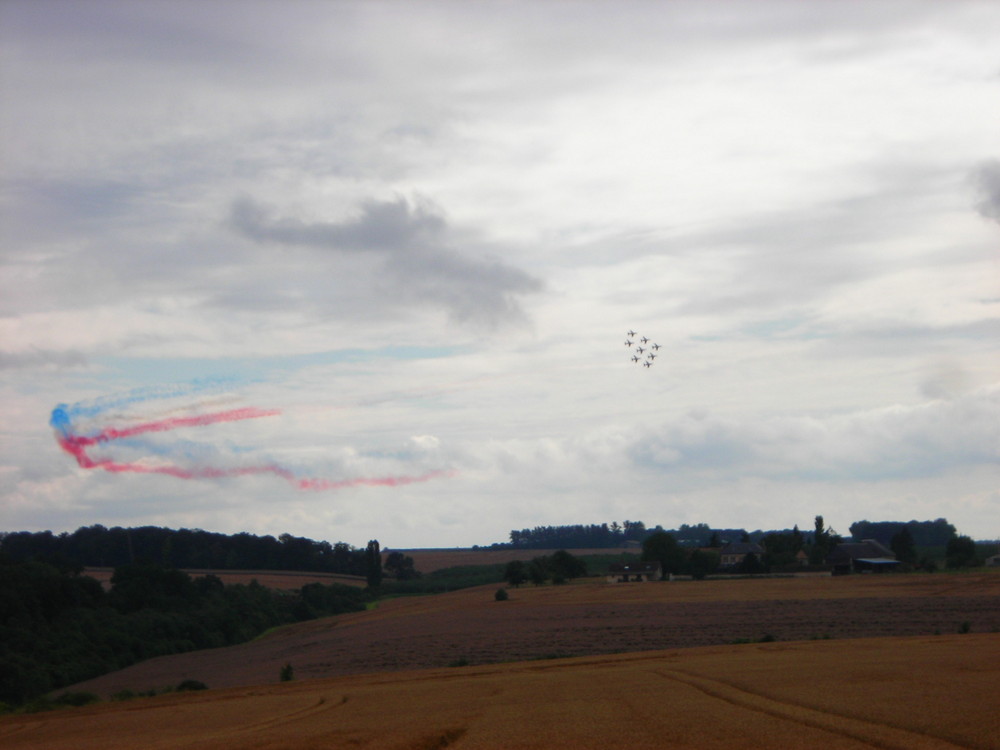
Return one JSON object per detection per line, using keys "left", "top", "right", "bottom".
{"left": 2, "top": 0, "right": 998, "bottom": 548}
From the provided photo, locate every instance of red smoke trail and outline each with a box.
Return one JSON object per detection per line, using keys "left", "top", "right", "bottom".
{"left": 56, "top": 406, "right": 282, "bottom": 473}
{"left": 54, "top": 403, "right": 452, "bottom": 490}
{"left": 63, "top": 407, "right": 281, "bottom": 448}
{"left": 296, "top": 469, "right": 454, "bottom": 491}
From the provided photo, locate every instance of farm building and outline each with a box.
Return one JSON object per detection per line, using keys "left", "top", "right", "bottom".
{"left": 718, "top": 542, "right": 763, "bottom": 569}
{"left": 607, "top": 561, "right": 661, "bottom": 582}
{"left": 827, "top": 539, "right": 900, "bottom": 575}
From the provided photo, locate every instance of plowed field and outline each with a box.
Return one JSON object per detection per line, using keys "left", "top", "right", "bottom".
{"left": 62, "top": 570, "right": 1000, "bottom": 699}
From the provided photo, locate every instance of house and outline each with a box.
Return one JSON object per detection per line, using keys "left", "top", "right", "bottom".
{"left": 985, "top": 554, "right": 1000, "bottom": 568}
{"left": 718, "top": 542, "right": 763, "bottom": 569}
{"left": 826, "top": 539, "right": 900, "bottom": 575}
{"left": 607, "top": 561, "right": 661, "bottom": 582}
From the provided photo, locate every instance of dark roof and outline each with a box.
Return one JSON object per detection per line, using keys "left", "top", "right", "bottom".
{"left": 719, "top": 542, "right": 763, "bottom": 555}
{"left": 827, "top": 540, "right": 895, "bottom": 564}
{"left": 608, "top": 562, "right": 660, "bottom": 574}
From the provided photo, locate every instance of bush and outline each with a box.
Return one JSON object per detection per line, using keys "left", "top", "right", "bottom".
{"left": 176, "top": 679, "right": 208, "bottom": 691}
{"left": 54, "top": 691, "right": 100, "bottom": 707}
{"left": 280, "top": 663, "right": 294, "bottom": 682}
{"left": 494, "top": 588, "right": 509, "bottom": 601}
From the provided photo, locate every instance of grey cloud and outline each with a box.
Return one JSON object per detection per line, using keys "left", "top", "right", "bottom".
{"left": 972, "top": 159, "right": 1000, "bottom": 223}
{"left": 229, "top": 196, "right": 543, "bottom": 327}
{"left": 631, "top": 388, "right": 1000, "bottom": 483}
{"left": 0, "top": 349, "right": 88, "bottom": 370}
{"left": 231, "top": 196, "right": 446, "bottom": 252}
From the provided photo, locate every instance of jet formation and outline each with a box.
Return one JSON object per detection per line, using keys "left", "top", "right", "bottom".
{"left": 625, "top": 330, "right": 659, "bottom": 368}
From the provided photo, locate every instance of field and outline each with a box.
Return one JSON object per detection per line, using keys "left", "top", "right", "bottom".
{"left": 3, "top": 635, "right": 997, "bottom": 749}
{"left": 5, "top": 567, "right": 999, "bottom": 748}
{"left": 83, "top": 567, "right": 367, "bottom": 590}
{"left": 393, "top": 547, "right": 639, "bottom": 573}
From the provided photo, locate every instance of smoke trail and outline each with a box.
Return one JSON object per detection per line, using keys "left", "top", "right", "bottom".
{"left": 53, "top": 379, "right": 235, "bottom": 423}
{"left": 58, "top": 407, "right": 281, "bottom": 447}
{"left": 296, "top": 469, "right": 455, "bottom": 491}
{"left": 51, "top": 386, "right": 451, "bottom": 491}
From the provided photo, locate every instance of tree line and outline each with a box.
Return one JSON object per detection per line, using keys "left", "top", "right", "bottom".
{"left": 501, "top": 517, "right": 980, "bottom": 551}
{"left": 0, "top": 556, "right": 369, "bottom": 709}
{"left": 501, "top": 521, "right": 752, "bottom": 549}
{"left": 848, "top": 519, "right": 957, "bottom": 547}
{"left": 0, "top": 525, "right": 371, "bottom": 575}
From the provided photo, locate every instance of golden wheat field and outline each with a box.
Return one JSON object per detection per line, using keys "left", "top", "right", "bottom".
{"left": 2, "top": 635, "right": 997, "bottom": 749}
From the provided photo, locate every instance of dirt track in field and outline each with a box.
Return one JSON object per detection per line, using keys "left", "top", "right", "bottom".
{"left": 65, "top": 571, "right": 1000, "bottom": 701}
{"left": 5, "top": 634, "right": 998, "bottom": 749}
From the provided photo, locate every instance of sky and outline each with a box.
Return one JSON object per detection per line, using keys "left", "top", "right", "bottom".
{"left": 1, "top": 0, "right": 998, "bottom": 549}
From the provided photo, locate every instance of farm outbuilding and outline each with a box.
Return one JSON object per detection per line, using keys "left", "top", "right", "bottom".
{"left": 607, "top": 561, "right": 661, "bottom": 582}
{"left": 827, "top": 540, "right": 900, "bottom": 575}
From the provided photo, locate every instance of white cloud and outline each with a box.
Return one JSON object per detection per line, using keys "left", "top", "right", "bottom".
{"left": 1, "top": 1, "right": 998, "bottom": 545}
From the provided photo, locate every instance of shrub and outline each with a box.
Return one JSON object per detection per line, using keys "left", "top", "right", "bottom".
{"left": 176, "top": 679, "right": 208, "bottom": 691}
{"left": 494, "top": 588, "right": 509, "bottom": 601}
{"left": 280, "top": 663, "right": 294, "bottom": 682}
{"left": 54, "top": 691, "right": 100, "bottom": 707}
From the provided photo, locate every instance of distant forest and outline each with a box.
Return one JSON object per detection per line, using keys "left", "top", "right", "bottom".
{"left": 500, "top": 518, "right": 966, "bottom": 550}
{"left": 501, "top": 522, "right": 754, "bottom": 549}
{"left": 848, "top": 519, "right": 957, "bottom": 547}
{"left": 0, "top": 525, "right": 369, "bottom": 575}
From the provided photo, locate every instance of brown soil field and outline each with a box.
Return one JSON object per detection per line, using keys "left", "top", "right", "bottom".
{"left": 391, "top": 547, "right": 639, "bottom": 573}
{"left": 83, "top": 567, "right": 367, "bottom": 590}
{"left": 3, "top": 634, "right": 997, "bottom": 749}
{"left": 62, "top": 570, "right": 1000, "bottom": 702}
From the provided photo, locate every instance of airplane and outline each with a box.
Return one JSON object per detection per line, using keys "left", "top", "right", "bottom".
{"left": 636, "top": 347, "right": 645, "bottom": 354}
{"left": 627, "top": 330, "right": 636, "bottom": 337}
{"left": 625, "top": 339, "right": 633, "bottom": 347}
{"left": 651, "top": 343, "right": 660, "bottom": 350}
{"left": 643, "top": 361, "right": 653, "bottom": 367}
{"left": 632, "top": 355, "right": 640, "bottom": 362}
{"left": 648, "top": 353, "right": 657, "bottom": 360}
{"left": 641, "top": 337, "right": 649, "bottom": 344}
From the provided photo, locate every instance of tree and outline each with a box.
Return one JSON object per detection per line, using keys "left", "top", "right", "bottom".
{"left": 364, "top": 540, "right": 382, "bottom": 588}
{"left": 527, "top": 558, "right": 550, "bottom": 586}
{"left": 890, "top": 527, "right": 917, "bottom": 566}
{"left": 737, "top": 552, "right": 766, "bottom": 575}
{"left": 548, "top": 550, "right": 587, "bottom": 581}
{"left": 688, "top": 549, "right": 718, "bottom": 580}
{"left": 641, "top": 531, "right": 685, "bottom": 578}
{"left": 945, "top": 535, "right": 979, "bottom": 569}
{"left": 503, "top": 560, "right": 527, "bottom": 587}
{"left": 762, "top": 530, "right": 803, "bottom": 568}
{"left": 383, "top": 551, "right": 420, "bottom": 580}
{"left": 809, "top": 515, "right": 831, "bottom": 564}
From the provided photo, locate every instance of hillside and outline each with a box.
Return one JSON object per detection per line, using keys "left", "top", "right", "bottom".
{"left": 63, "top": 570, "right": 1000, "bottom": 699}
